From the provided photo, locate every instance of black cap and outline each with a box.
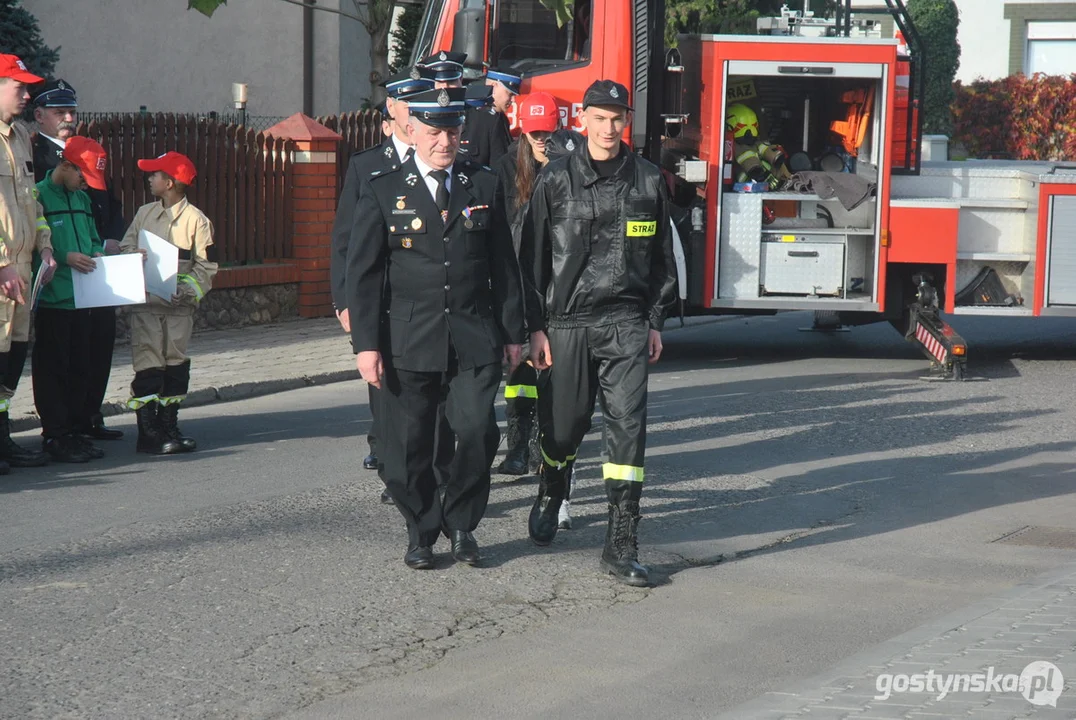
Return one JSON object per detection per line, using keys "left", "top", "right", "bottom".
{"left": 418, "top": 51, "right": 467, "bottom": 83}
{"left": 31, "top": 78, "right": 77, "bottom": 108}
{"left": 486, "top": 66, "right": 522, "bottom": 94}
{"left": 582, "top": 79, "right": 631, "bottom": 111}
{"left": 381, "top": 68, "right": 434, "bottom": 100}
{"left": 545, "top": 129, "right": 585, "bottom": 159}
{"left": 407, "top": 87, "right": 467, "bottom": 128}
{"left": 464, "top": 82, "right": 493, "bottom": 109}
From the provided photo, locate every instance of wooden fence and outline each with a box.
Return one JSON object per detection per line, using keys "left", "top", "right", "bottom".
{"left": 76, "top": 114, "right": 295, "bottom": 265}
{"left": 316, "top": 110, "right": 386, "bottom": 195}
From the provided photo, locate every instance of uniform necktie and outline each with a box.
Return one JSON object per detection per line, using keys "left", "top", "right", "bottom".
{"left": 402, "top": 147, "right": 414, "bottom": 163}
{"left": 429, "top": 169, "right": 449, "bottom": 214}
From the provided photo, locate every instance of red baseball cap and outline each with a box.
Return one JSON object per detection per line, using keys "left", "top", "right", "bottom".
{"left": 138, "top": 151, "right": 197, "bottom": 185}
{"left": 0, "top": 54, "right": 44, "bottom": 84}
{"left": 518, "top": 92, "right": 560, "bottom": 134}
{"left": 62, "top": 137, "right": 108, "bottom": 191}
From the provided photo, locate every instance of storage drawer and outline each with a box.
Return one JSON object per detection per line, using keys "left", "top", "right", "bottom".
{"left": 760, "top": 241, "right": 844, "bottom": 296}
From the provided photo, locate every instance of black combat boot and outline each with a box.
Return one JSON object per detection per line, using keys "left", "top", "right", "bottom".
{"left": 157, "top": 402, "right": 196, "bottom": 452}
{"left": 0, "top": 411, "right": 49, "bottom": 467}
{"left": 496, "top": 402, "right": 533, "bottom": 476}
{"left": 134, "top": 402, "right": 182, "bottom": 455}
{"left": 600, "top": 480, "right": 650, "bottom": 587}
{"left": 528, "top": 460, "right": 568, "bottom": 546}
{"left": 159, "top": 362, "right": 196, "bottom": 451}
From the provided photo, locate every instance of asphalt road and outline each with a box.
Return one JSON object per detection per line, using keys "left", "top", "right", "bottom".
{"left": 4, "top": 312, "right": 1076, "bottom": 719}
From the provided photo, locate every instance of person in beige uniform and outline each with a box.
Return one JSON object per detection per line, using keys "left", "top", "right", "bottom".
{"left": 120, "top": 152, "right": 216, "bottom": 455}
{"left": 0, "top": 55, "right": 56, "bottom": 474}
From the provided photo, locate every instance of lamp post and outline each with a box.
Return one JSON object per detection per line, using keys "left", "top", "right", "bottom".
{"left": 232, "top": 82, "right": 248, "bottom": 127}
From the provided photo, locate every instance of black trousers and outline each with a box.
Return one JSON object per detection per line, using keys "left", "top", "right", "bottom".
{"left": 537, "top": 320, "right": 650, "bottom": 484}
{"left": 32, "top": 308, "right": 92, "bottom": 439}
{"left": 503, "top": 360, "right": 538, "bottom": 421}
{"left": 82, "top": 306, "right": 116, "bottom": 420}
{"left": 380, "top": 353, "right": 501, "bottom": 545}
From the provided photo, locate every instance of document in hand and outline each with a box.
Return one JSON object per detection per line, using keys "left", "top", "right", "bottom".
{"left": 29, "top": 266, "right": 48, "bottom": 311}
{"left": 73, "top": 254, "right": 147, "bottom": 309}
{"left": 138, "top": 229, "right": 179, "bottom": 300}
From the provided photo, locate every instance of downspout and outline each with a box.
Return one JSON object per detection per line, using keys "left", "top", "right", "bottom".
{"left": 303, "top": 0, "right": 315, "bottom": 116}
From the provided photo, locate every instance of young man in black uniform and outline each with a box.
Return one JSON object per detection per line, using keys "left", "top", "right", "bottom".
{"left": 519, "top": 80, "right": 677, "bottom": 587}
{"left": 347, "top": 87, "right": 524, "bottom": 570}
{"left": 459, "top": 67, "right": 519, "bottom": 168}
{"left": 330, "top": 67, "right": 432, "bottom": 494}
{"left": 30, "top": 78, "right": 126, "bottom": 441}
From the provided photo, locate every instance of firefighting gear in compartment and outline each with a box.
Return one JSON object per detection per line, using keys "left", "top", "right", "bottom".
{"left": 725, "top": 103, "right": 792, "bottom": 190}
{"left": 518, "top": 80, "right": 677, "bottom": 585}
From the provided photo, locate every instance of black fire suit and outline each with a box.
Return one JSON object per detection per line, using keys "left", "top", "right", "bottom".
{"left": 519, "top": 143, "right": 677, "bottom": 497}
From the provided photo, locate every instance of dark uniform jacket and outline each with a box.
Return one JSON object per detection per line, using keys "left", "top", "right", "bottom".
{"left": 347, "top": 156, "right": 525, "bottom": 373}
{"left": 460, "top": 106, "right": 511, "bottom": 168}
{"left": 330, "top": 138, "right": 408, "bottom": 310}
{"left": 519, "top": 143, "right": 678, "bottom": 333}
{"left": 33, "top": 133, "right": 126, "bottom": 240}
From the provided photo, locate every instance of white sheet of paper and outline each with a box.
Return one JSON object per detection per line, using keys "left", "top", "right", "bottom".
{"left": 138, "top": 229, "right": 179, "bottom": 300}
{"left": 73, "top": 254, "right": 147, "bottom": 309}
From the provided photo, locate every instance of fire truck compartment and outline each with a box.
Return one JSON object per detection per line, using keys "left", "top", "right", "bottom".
{"left": 710, "top": 62, "right": 885, "bottom": 309}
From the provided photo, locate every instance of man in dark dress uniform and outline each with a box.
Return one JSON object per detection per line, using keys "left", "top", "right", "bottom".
{"left": 30, "top": 78, "right": 125, "bottom": 441}
{"left": 347, "top": 87, "right": 524, "bottom": 569}
{"left": 460, "top": 66, "right": 519, "bottom": 168}
{"left": 330, "top": 67, "right": 432, "bottom": 493}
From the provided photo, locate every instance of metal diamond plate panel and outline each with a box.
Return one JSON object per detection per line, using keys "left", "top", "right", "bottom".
{"left": 1047, "top": 196, "right": 1076, "bottom": 305}
{"left": 958, "top": 208, "right": 1032, "bottom": 255}
{"left": 718, "top": 193, "right": 763, "bottom": 299}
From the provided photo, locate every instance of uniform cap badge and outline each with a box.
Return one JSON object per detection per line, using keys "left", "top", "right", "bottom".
{"left": 439, "top": 51, "right": 447, "bottom": 61}
{"left": 609, "top": 86, "right": 619, "bottom": 98}
{"left": 437, "top": 89, "right": 450, "bottom": 107}
{"left": 566, "top": 139, "right": 575, "bottom": 151}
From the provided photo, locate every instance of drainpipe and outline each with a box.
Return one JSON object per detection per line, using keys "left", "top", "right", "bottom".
{"left": 303, "top": 0, "right": 315, "bottom": 116}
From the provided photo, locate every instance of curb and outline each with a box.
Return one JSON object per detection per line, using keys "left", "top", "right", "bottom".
{"left": 9, "top": 314, "right": 744, "bottom": 434}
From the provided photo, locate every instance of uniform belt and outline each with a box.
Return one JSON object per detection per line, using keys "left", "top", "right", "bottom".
{"left": 546, "top": 304, "right": 647, "bottom": 329}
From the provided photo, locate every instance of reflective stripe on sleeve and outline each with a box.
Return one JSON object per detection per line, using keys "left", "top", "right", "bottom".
{"left": 178, "top": 274, "right": 205, "bottom": 301}
{"left": 602, "top": 463, "right": 644, "bottom": 482}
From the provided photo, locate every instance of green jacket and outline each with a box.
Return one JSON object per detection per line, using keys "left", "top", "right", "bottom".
{"left": 33, "top": 171, "right": 103, "bottom": 310}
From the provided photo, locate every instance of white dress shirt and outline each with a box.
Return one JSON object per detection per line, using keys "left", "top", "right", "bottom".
{"left": 412, "top": 152, "right": 453, "bottom": 206}
{"left": 41, "top": 134, "right": 65, "bottom": 149}
{"left": 391, "top": 133, "right": 412, "bottom": 164}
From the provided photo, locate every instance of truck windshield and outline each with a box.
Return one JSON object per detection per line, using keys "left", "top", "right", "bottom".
{"left": 411, "top": 0, "right": 448, "bottom": 65}
{"left": 492, "top": 0, "right": 591, "bottom": 73}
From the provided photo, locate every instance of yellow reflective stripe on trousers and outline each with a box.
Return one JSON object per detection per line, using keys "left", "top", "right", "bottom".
{"left": 504, "top": 384, "right": 538, "bottom": 399}
{"left": 541, "top": 446, "right": 576, "bottom": 470}
{"left": 157, "top": 395, "right": 185, "bottom": 406}
{"left": 126, "top": 394, "right": 159, "bottom": 410}
{"left": 178, "top": 274, "right": 205, "bottom": 301}
{"left": 603, "top": 463, "right": 645, "bottom": 482}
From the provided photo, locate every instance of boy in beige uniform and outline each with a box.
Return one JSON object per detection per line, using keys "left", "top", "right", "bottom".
{"left": 120, "top": 152, "right": 216, "bottom": 455}
{"left": 0, "top": 55, "right": 56, "bottom": 472}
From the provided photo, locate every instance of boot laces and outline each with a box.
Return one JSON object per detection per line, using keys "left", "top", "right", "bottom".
{"left": 609, "top": 504, "right": 640, "bottom": 560}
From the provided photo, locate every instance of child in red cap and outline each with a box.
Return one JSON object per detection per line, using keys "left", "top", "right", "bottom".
{"left": 119, "top": 151, "right": 217, "bottom": 455}
{"left": 32, "top": 136, "right": 110, "bottom": 463}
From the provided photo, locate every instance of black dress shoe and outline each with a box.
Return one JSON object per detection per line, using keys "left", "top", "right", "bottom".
{"left": 450, "top": 530, "right": 481, "bottom": 566}
{"left": 82, "top": 414, "right": 124, "bottom": 440}
{"left": 379, "top": 489, "right": 394, "bottom": 505}
{"left": 363, "top": 453, "right": 378, "bottom": 470}
{"left": 42, "top": 436, "right": 91, "bottom": 464}
{"left": 404, "top": 544, "right": 435, "bottom": 570}
{"left": 74, "top": 436, "right": 105, "bottom": 460}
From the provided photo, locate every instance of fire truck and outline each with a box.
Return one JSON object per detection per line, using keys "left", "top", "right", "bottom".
{"left": 410, "top": 0, "right": 1076, "bottom": 380}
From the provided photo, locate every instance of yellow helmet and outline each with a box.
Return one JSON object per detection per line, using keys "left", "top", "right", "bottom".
{"left": 726, "top": 103, "right": 759, "bottom": 140}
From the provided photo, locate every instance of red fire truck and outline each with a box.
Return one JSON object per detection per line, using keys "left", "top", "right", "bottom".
{"left": 410, "top": 0, "right": 1076, "bottom": 379}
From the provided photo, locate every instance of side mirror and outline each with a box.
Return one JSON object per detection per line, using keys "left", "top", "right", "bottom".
{"left": 451, "top": 8, "right": 485, "bottom": 73}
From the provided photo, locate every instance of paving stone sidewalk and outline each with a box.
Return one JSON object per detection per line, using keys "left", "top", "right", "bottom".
{"left": 10, "top": 314, "right": 733, "bottom": 433}
{"left": 719, "top": 562, "right": 1076, "bottom": 719}
{"left": 11, "top": 317, "right": 357, "bottom": 432}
